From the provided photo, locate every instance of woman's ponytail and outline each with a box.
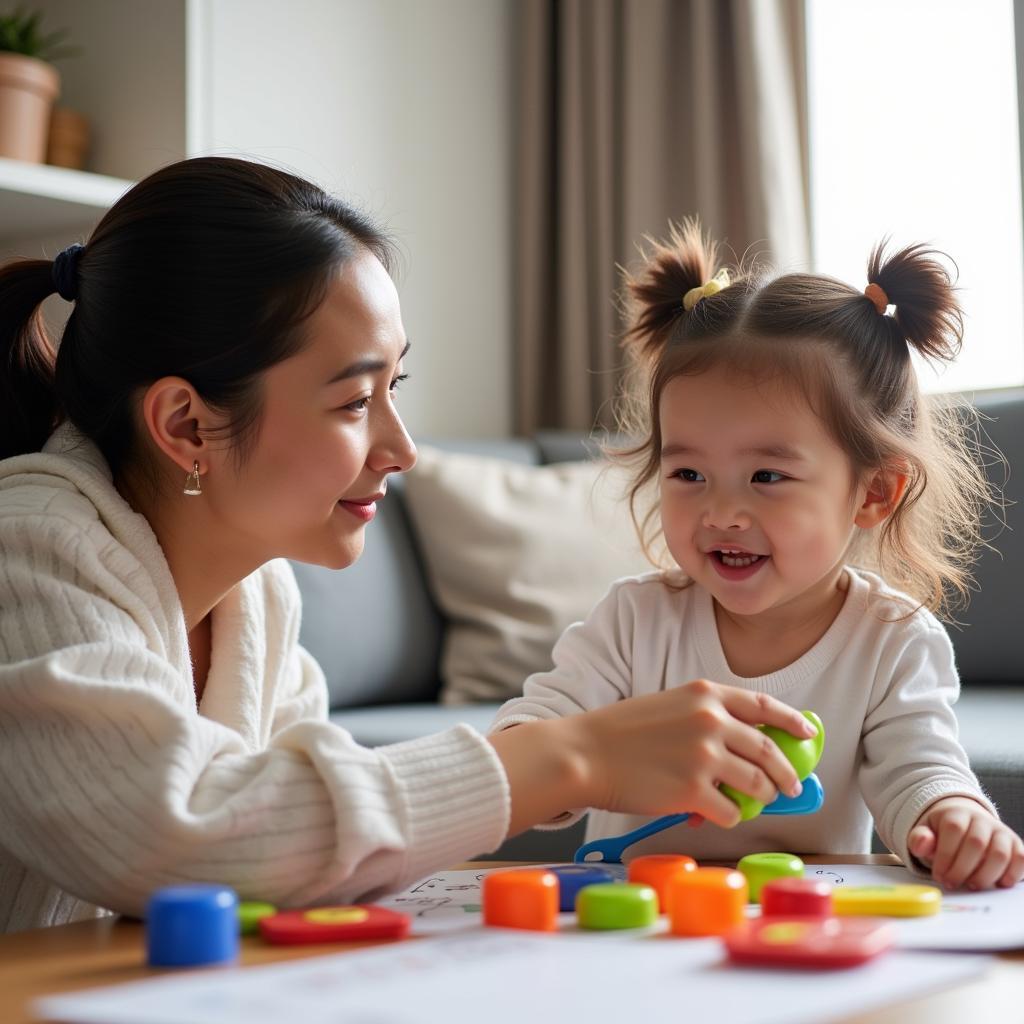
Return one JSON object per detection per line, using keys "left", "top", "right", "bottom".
{"left": 866, "top": 241, "right": 964, "bottom": 363}
{"left": 0, "top": 259, "right": 62, "bottom": 460}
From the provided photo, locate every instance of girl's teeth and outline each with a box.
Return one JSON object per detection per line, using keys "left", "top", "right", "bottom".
{"left": 721, "top": 552, "right": 760, "bottom": 567}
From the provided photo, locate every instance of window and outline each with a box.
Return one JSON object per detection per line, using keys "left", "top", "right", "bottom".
{"left": 806, "top": 0, "right": 1024, "bottom": 393}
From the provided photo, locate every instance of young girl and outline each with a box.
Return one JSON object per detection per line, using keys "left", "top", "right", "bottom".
{"left": 493, "top": 221, "right": 1024, "bottom": 892}
{"left": 0, "top": 161, "right": 815, "bottom": 933}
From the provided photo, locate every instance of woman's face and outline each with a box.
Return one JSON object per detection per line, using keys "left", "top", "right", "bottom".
{"left": 207, "top": 250, "right": 416, "bottom": 570}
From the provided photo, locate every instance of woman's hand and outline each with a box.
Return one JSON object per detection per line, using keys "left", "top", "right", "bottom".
{"left": 489, "top": 679, "right": 817, "bottom": 836}
{"left": 908, "top": 797, "right": 1024, "bottom": 890}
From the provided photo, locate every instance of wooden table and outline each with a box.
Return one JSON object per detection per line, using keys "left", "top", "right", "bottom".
{"left": 1, "top": 856, "right": 1021, "bottom": 1023}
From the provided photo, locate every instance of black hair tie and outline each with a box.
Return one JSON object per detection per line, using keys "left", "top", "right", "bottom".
{"left": 53, "top": 243, "right": 85, "bottom": 302}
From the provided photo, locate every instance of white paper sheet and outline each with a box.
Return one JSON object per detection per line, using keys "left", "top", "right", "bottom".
{"left": 33, "top": 928, "right": 988, "bottom": 1024}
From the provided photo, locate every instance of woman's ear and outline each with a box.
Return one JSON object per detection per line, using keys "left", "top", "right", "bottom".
{"left": 140, "top": 376, "right": 221, "bottom": 477}
{"left": 854, "top": 464, "right": 910, "bottom": 529}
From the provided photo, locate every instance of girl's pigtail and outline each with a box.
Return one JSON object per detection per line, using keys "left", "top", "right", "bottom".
{"left": 863, "top": 240, "right": 991, "bottom": 617}
{"left": 0, "top": 259, "right": 63, "bottom": 460}
{"left": 867, "top": 241, "right": 964, "bottom": 362}
{"left": 622, "top": 218, "right": 719, "bottom": 363}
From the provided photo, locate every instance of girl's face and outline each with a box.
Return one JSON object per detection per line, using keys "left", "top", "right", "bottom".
{"left": 658, "top": 364, "right": 869, "bottom": 621}
{"left": 207, "top": 251, "right": 415, "bottom": 570}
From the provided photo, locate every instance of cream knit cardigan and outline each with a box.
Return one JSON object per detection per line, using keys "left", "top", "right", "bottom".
{"left": 0, "top": 425, "right": 509, "bottom": 933}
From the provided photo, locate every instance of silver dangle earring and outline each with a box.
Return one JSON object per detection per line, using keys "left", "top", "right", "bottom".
{"left": 183, "top": 460, "right": 202, "bottom": 496}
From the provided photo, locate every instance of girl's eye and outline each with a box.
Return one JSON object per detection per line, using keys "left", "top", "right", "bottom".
{"left": 675, "top": 468, "right": 705, "bottom": 483}
{"left": 390, "top": 372, "right": 409, "bottom": 393}
{"left": 753, "top": 470, "right": 785, "bottom": 484}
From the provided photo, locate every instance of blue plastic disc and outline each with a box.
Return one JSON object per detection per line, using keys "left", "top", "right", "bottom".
{"left": 547, "top": 865, "right": 617, "bottom": 912}
{"left": 146, "top": 885, "right": 239, "bottom": 967}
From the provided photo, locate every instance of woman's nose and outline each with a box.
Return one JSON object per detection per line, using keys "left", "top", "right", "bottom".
{"left": 370, "top": 404, "right": 417, "bottom": 475}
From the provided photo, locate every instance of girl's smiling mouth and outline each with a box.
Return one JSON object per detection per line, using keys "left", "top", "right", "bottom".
{"left": 710, "top": 548, "right": 769, "bottom": 580}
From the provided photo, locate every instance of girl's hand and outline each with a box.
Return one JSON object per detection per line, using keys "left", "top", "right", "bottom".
{"left": 558, "top": 679, "right": 816, "bottom": 828}
{"left": 908, "top": 797, "right": 1024, "bottom": 890}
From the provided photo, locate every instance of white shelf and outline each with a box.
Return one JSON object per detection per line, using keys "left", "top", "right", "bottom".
{"left": 0, "top": 158, "right": 133, "bottom": 243}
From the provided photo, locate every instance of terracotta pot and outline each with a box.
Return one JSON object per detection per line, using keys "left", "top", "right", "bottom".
{"left": 0, "top": 52, "right": 60, "bottom": 163}
{"left": 47, "top": 106, "right": 90, "bottom": 170}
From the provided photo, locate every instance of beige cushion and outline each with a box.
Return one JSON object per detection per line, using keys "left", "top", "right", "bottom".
{"left": 402, "top": 445, "right": 654, "bottom": 705}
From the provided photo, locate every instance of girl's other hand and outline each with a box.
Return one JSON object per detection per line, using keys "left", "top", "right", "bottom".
{"left": 908, "top": 796, "right": 1024, "bottom": 890}
{"left": 560, "top": 679, "right": 816, "bottom": 828}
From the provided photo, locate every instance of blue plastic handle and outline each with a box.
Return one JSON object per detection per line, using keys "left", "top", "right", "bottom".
{"left": 573, "top": 773, "right": 824, "bottom": 864}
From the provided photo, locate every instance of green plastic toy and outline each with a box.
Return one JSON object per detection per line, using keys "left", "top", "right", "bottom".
{"left": 737, "top": 852, "right": 805, "bottom": 903}
{"left": 576, "top": 883, "right": 658, "bottom": 930}
{"left": 720, "top": 710, "right": 825, "bottom": 821}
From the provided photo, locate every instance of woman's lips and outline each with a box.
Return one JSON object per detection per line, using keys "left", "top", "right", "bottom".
{"left": 337, "top": 496, "right": 381, "bottom": 522}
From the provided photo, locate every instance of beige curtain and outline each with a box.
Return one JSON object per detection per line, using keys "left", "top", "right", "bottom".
{"left": 514, "top": 0, "right": 811, "bottom": 433}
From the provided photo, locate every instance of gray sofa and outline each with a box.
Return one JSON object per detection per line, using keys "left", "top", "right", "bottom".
{"left": 293, "top": 389, "right": 1024, "bottom": 861}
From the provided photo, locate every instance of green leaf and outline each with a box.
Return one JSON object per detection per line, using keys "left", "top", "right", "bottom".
{"left": 0, "top": 6, "right": 76, "bottom": 59}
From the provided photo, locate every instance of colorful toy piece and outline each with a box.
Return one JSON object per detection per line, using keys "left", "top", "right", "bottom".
{"left": 721, "top": 711, "right": 825, "bottom": 820}
{"left": 832, "top": 884, "right": 941, "bottom": 918}
{"left": 760, "top": 878, "right": 833, "bottom": 919}
{"left": 737, "top": 852, "right": 804, "bottom": 903}
{"left": 627, "top": 854, "right": 697, "bottom": 913}
{"left": 482, "top": 869, "right": 559, "bottom": 931}
{"left": 146, "top": 885, "right": 239, "bottom": 967}
{"left": 576, "top": 882, "right": 658, "bottom": 930}
{"left": 724, "top": 917, "right": 896, "bottom": 969}
{"left": 238, "top": 900, "right": 276, "bottom": 936}
{"left": 259, "top": 905, "right": 411, "bottom": 945}
{"left": 547, "top": 864, "right": 617, "bottom": 912}
{"left": 667, "top": 867, "right": 748, "bottom": 937}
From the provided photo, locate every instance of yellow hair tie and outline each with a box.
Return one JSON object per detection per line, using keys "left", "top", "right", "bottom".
{"left": 683, "top": 268, "right": 731, "bottom": 311}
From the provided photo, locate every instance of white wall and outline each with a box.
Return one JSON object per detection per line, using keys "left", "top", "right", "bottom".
{"left": 33, "top": 0, "right": 189, "bottom": 179}
{"left": 191, "top": 0, "right": 514, "bottom": 438}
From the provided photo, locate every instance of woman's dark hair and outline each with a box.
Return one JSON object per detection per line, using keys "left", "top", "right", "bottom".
{"left": 0, "top": 156, "right": 395, "bottom": 472}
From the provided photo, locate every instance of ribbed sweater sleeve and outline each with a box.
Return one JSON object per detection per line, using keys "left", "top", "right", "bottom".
{"left": 0, "top": 474, "right": 509, "bottom": 931}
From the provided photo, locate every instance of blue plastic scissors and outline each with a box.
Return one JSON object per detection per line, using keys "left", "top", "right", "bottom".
{"left": 573, "top": 773, "right": 824, "bottom": 864}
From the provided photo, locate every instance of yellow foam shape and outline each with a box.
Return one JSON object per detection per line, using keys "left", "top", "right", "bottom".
{"left": 304, "top": 907, "right": 370, "bottom": 925}
{"left": 832, "top": 884, "right": 941, "bottom": 917}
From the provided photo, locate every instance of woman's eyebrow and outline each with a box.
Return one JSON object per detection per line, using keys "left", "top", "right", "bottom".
{"left": 324, "top": 339, "right": 411, "bottom": 385}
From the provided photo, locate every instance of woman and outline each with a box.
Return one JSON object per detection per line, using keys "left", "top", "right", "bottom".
{"left": 0, "top": 157, "right": 814, "bottom": 932}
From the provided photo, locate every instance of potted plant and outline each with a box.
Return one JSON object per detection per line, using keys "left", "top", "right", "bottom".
{"left": 0, "top": 7, "right": 75, "bottom": 163}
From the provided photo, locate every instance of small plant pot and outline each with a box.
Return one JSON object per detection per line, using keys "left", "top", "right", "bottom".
{"left": 46, "top": 105, "right": 89, "bottom": 170}
{"left": 0, "top": 52, "right": 60, "bottom": 163}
